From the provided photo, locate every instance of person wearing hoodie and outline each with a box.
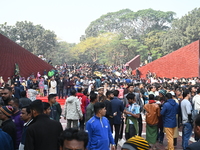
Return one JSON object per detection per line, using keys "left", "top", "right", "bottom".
{"left": 161, "top": 93, "right": 179, "bottom": 150}
{"left": 64, "top": 89, "right": 83, "bottom": 129}
{"left": 76, "top": 87, "right": 87, "bottom": 130}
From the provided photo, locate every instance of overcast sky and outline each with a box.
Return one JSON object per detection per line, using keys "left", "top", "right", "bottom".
{"left": 1, "top": 0, "right": 199, "bottom": 43}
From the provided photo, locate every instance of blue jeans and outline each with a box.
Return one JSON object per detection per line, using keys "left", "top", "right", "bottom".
{"left": 67, "top": 87, "right": 75, "bottom": 96}
{"left": 182, "top": 122, "right": 193, "bottom": 149}
{"left": 64, "top": 88, "right": 70, "bottom": 97}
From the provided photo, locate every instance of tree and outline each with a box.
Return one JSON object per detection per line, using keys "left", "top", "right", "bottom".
{"left": 132, "top": 9, "right": 175, "bottom": 35}
{"left": 0, "top": 22, "right": 17, "bottom": 42}
{"left": 85, "top": 8, "right": 176, "bottom": 40}
{"left": 72, "top": 33, "right": 116, "bottom": 63}
{"left": 144, "top": 30, "right": 166, "bottom": 59}
{"left": 85, "top": 9, "right": 133, "bottom": 38}
{"left": 0, "top": 21, "right": 57, "bottom": 60}
{"left": 53, "top": 41, "right": 76, "bottom": 64}
{"left": 161, "top": 8, "right": 200, "bottom": 54}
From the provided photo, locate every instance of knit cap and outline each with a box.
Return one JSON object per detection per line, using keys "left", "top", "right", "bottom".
{"left": 121, "top": 135, "right": 150, "bottom": 150}
{"left": 0, "top": 106, "right": 13, "bottom": 117}
{"left": 159, "top": 89, "right": 166, "bottom": 96}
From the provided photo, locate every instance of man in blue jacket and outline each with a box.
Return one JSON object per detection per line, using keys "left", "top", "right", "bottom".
{"left": 161, "top": 93, "right": 179, "bottom": 150}
{"left": 111, "top": 90, "right": 124, "bottom": 147}
{"left": 86, "top": 102, "right": 115, "bottom": 150}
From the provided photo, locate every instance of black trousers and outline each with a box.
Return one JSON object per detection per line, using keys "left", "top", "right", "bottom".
{"left": 108, "top": 117, "right": 114, "bottom": 133}
{"left": 137, "top": 114, "right": 143, "bottom": 136}
{"left": 119, "top": 118, "right": 124, "bottom": 139}
{"left": 58, "top": 88, "right": 64, "bottom": 99}
{"left": 125, "top": 124, "right": 136, "bottom": 140}
{"left": 113, "top": 124, "right": 120, "bottom": 146}
{"left": 79, "top": 115, "right": 85, "bottom": 130}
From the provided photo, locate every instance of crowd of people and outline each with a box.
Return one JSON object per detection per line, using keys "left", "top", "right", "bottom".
{"left": 0, "top": 63, "right": 200, "bottom": 150}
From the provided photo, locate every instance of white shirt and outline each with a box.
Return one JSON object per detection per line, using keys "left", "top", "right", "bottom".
{"left": 193, "top": 94, "right": 200, "bottom": 112}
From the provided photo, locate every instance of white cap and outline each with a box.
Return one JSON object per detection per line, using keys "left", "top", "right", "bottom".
{"left": 169, "top": 91, "right": 175, "bottom": 96}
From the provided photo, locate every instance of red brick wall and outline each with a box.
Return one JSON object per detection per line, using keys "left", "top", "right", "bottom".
{"left": 125, "top": 55, "right": 140, "bottom": 70}
{"left": 0, "top": 34, "right": 53, "bottom": 81}
{"left": 132, "top": 40, "right": 200, "bottom": 78}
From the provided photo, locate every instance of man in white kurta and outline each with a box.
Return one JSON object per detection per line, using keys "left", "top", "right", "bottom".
{"left": 49, "top": 77, "right": 57, "bottom": 94}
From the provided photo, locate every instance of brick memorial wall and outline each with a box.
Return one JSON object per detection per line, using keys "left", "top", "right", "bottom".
{"left": 132, "top": 40, "right": 200, "bottom": 78}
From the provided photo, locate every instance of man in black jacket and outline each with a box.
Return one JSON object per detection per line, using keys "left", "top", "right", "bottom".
{"left": 104, "top": 90, "right": 114, "bottom": 132}
{"left": 64, "top": 76, "right": 70, "bottom": 98}
{"left": 57, "top": 76, "right": 64, "bottom": 99}
{"left": 24, "top": 100, "right": 63, "bottom": 150}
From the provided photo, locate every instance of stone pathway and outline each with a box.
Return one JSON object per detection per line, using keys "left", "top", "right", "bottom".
{"left": 58, "top": 105, "right": 194, "bottom": 150}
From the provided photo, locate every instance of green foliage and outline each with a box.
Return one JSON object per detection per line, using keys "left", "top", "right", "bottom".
{"left": 0, "top": 21, "right": 57, "bottom": 59}
{"left": 161, "top": 8, "right": 200, "bottom": 54}
{"left": 83, "top": 8, "right": 178, "bottom": 64}
{"left": 85, "top": 8, "right": 176, "bottom": 39}
{"left": 71, "top": 33, "right": 148, "bottom": 65}
{"left": 53, "top": 41, "right": 75, "bottom": 64}
{"left": 72, "top": 33, "right": 116, "bottom": 63}
{"left": 0, "top": 22, "right": 17, "bottom": 42}
{"left": 85, "top": 9, "right": 133, "bottom": 38}
{"left": 83, "top": 8, "right": 200, "bottom": 64}
{"left": 145, "top": 30, "right": 166, "bottom": 59}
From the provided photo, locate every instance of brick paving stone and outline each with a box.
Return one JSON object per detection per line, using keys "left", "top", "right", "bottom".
{"left": 59, "top": 105, "right": 195, "bottom": 150}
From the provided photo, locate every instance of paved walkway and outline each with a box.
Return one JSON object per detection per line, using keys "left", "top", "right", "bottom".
{"left": 37, "top": 96, "right": 194, "bottom": 150}
{"left": 59, "top": 111, "right": 195, "bottom": 150}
